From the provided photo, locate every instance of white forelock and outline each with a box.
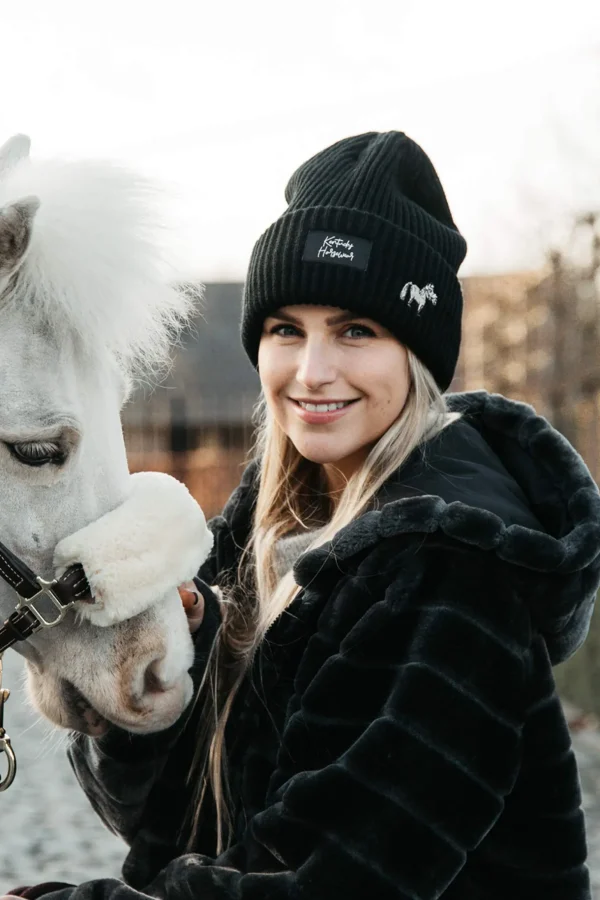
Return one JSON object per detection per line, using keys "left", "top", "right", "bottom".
{"left": 0, "top": 149, "right": 197, "bottom": 377}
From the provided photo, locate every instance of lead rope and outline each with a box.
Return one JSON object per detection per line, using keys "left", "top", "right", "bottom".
{"left": 0, "top": 653, "right": 17, "bottom": 791}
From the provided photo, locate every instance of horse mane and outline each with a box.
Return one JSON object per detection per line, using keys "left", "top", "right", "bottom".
{"left": 0, "top": 151, "right": 197, "bottom": 378}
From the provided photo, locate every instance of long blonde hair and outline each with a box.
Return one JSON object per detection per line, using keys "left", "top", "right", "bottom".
{"left": 186, "top": 350, "right": 458, "bottom": 852}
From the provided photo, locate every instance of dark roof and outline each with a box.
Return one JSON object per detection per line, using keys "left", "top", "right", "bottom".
{"left": 124, "top": 282, "right": 260, "bottom": 427}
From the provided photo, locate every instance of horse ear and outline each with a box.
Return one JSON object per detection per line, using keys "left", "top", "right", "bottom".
{"left": 0, "top": 196, "right": 40, "bottom": 276}
{"left": 0, "top": 134, "right": 31, "bottom": 178}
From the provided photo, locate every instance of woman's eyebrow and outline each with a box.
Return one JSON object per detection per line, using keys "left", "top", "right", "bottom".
{"left": 268, "top": 310, "right": 303, "bottom": 325}
{"left": 268, "top": 310, "right": 361, "bottom": 326}
{"left": 325, "top": 311, "right": 358, "bottom": 326}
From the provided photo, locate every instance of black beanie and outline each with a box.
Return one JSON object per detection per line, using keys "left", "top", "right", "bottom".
{"left": 241, "top": 131, "right": 467, "bottom": 391}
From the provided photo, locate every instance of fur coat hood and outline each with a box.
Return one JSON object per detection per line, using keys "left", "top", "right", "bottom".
{"left": 286, "top": 391, "right": 600, "bottom": 665}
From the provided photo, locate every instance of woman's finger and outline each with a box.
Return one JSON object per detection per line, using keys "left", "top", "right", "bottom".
{"left": 179, "top": 585, "right": 199, "bottom": 609}
{"left": 178, "top": 582, "right": 204, "bottom": 632}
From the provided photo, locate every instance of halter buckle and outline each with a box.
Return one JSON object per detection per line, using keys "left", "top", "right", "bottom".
{"left": 15, "top": 577, "right": 69, "bottom": 629}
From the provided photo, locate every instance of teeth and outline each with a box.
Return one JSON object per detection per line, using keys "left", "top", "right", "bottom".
{"left": 298, "top": 401, "right": 352, "bottom": 412}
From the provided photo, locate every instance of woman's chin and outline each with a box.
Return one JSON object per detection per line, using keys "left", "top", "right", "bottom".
{"left": 291, "top": 438, "right": 353, "bottom": 466}
{"left": 300, "top": 450, "right": 346, "bottom": 466}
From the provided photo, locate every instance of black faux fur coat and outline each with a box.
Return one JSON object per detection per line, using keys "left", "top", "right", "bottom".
{"left": 55, "top": 392, "right": 600, "bottom": 900}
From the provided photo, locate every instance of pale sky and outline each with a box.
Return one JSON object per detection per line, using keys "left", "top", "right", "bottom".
{"left": 2, "top": 0, "right": 600, "bottom": 280}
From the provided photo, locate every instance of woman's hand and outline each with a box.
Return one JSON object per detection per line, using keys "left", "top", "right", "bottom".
{"left": 178, "top": 581, "right": 204, "bottom": 634}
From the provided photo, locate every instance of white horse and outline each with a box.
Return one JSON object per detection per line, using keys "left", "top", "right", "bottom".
{"left": 0, "top": 135, "right": 212, "bottom": 743}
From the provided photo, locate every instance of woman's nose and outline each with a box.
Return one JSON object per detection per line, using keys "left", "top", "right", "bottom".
{"left": 296, "top": 342, "right": 336, "bottom": 389}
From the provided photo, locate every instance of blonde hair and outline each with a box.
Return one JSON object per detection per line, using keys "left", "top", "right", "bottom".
{"left": 186, "top": 349, "right": 459, "bottom": 852}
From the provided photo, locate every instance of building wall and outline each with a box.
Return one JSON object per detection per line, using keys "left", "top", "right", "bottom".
{"left": 456, "top": 268, "right": 600, "bottom": 484}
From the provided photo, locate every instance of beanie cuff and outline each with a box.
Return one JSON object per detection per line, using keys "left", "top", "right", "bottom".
{"left": 242, "top": 206, "right": 463, "bottom": 390}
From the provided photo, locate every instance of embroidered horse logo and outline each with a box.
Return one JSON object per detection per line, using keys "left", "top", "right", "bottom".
{"left": 400, "top": 282, "right": 438, "bottom": 313}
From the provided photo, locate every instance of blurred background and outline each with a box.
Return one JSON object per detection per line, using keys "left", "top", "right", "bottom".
{"left": 2, "top": 0, "right": 600, "bottom": 888}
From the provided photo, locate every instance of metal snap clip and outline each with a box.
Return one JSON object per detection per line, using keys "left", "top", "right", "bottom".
{"left": 0, "top": 725, "right": 16, "bottom": 791}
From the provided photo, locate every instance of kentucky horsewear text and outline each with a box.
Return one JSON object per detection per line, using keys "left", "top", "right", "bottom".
{"left": 302, "top": 231, "right": 372, "bottom": 271}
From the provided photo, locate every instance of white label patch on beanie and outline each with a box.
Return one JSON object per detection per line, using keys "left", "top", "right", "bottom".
{"left": 303, "top": 231, "right": 372, "bottom": 271}
{"left": 400, "top": 282, "right": 438, "bottom": 313}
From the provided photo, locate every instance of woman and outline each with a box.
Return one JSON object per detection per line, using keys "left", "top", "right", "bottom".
{"left": 6, "top": 131, "right": 600, "bottom": 900}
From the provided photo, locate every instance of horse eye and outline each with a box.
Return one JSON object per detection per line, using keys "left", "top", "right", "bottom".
{"left": 7, "top": 441, "right": 65, "bottom": 467}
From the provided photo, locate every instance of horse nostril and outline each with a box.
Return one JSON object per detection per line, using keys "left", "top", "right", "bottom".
{"left": 118, "top": 654, "right": 193, "bottom": 730}
{"left": 143, "top": 659, "right": 168, "bottom": 696}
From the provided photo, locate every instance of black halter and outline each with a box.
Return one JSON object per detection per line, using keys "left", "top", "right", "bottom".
{"left": 0, "top": 540, "right": 91, "bottom": 653}
{"left": 0, "top": 538, "right": 92, "bottom": 791}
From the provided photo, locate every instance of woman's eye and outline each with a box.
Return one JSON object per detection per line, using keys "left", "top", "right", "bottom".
{"left": 270, "top": 324, "right": 301, "bottom": 337}
{"left": 343, "top": 324, "right": 376, "bottom": 339}
{"left": 7, "top": 441, "right": 65, "bottom": 467}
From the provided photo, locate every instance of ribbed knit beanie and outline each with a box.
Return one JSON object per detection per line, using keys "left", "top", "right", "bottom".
{"left": 241, "top": 131, "right": 467, "bottom": 391}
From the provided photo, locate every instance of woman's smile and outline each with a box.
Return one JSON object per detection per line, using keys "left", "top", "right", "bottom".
{"left": 289, "top": 397, "right": 360, "bottom": 424}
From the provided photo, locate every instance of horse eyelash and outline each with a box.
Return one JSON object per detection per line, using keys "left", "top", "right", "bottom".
{"left": 6, "top": 440, "right": 65, "bottom": 466}
{"left": 19, "top": 441, "right": 60, "bottom": 454}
